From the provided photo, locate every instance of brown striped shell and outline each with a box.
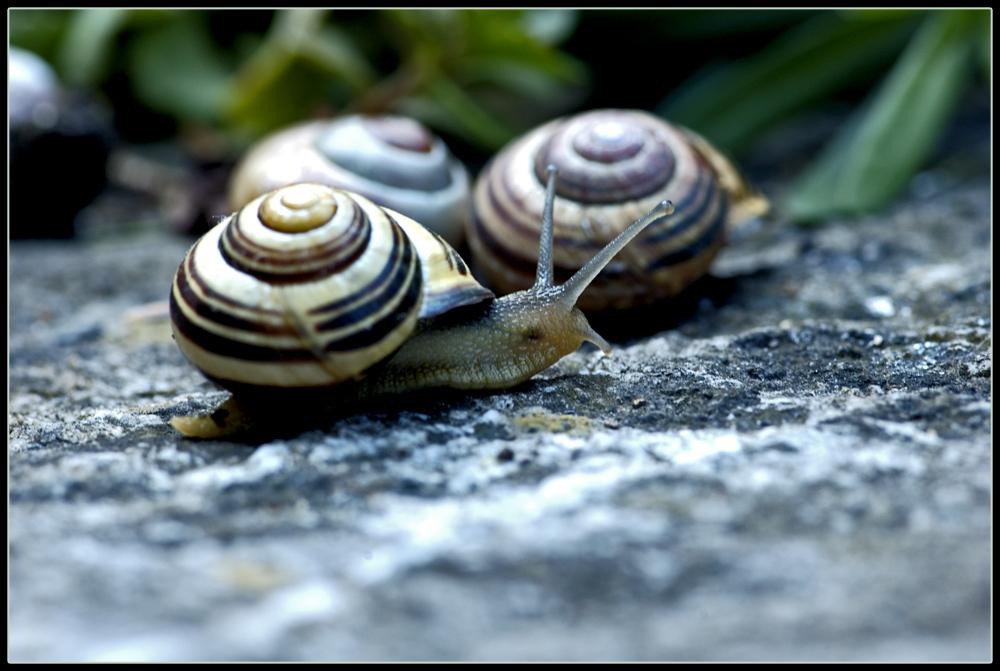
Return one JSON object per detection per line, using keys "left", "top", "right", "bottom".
{"left": 468, "top": 109, "right": 769, "bottom": 311}
{"left": 228, "top": 115, "right": 471, "bottom": 245}
{"left": 170, "top": 183, "right": 493, "bottom": 396}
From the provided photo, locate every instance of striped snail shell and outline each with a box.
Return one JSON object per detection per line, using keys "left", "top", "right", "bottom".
{"left": 170, "top": 182, "right": 493, "bottom": 399}
{"left": 468, "top": 108, "right": 769, "bottom": 311}
{"left": 227, "top": 115, "right": 471, "bottom": 245}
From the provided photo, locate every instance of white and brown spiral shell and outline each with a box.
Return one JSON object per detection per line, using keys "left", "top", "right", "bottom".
{"left": 468, "top": 108, "right": 768, "bottom": 311}
{"left": 228, "top": 115, "right": 471, "bottom": 245}
{"left": 170, "top": 183, "right": 492, "bottom": 396}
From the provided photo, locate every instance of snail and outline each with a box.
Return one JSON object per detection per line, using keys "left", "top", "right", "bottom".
{"left": 169, "top": 170, "right": 674, "bottom": 439}
{"left": 227, "top": 114, "right": 471, "bottom": 244}
{"left": 468, "top": 109, "right": 769, "bottom": 311}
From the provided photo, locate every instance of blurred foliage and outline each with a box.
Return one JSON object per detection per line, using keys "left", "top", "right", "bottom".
{"left": 9, "top": 8, "right": 587, "bottom": 154}
{"left": 656, "top": 9, "right": 989, "bottom": 221}
{"left": 10, "top": 9, "right": 990, "bottom": 222}
{"left": 784, "top": 10, "right": 987, "bottom": 220}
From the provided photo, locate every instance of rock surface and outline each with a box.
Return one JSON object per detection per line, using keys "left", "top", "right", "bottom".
{"left": 9, "top": 105, "right": 990, "bottom": 661}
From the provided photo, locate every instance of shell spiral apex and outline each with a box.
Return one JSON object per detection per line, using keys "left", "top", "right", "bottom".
{"left": 257, "top": 183, "right": 338, "bottom": 233}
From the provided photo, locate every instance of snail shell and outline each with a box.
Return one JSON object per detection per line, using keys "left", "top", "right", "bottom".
{"left": 170, "top": 182, "right": 493, "bottom": 397}
{"left": 468, "top": 109, "right": 769, "bottom": 311}
{"left": 228, "top": 115, "right": 471, "bottom": 245}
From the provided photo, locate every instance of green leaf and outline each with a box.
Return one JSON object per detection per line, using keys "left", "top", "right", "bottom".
{"left": 421, "top": 73, "right": 519, "bottom": 149}
{"left": 128, "top": 13, "right": 232, "bottom": 124}
{"left": 226, "top": 46, "right": 349, "bottom": 137}
{"left": 225, "top": 11, "right": 377, "bottom": 138}
{"left": 58, "top": 9, "right": 131, "bottom": 86}
{"left": 458, "top": 57, "right": 581, "bottom": 100}
{"left": 787, "top": 10, "right": 979, "bottom": 221}
{"left": 657, "top": 11, "right": 919, "bottom": 154}
{"left": 10, "top": 9, "right": 73, "bottom": 64}
{"left": 299, "top": 25, "right": 379, "bottom": 92}
{"left": 379, "top": 9, "right": 587, "bottom": 149}
{"left": 265, "top": 8, "right": 378, "bottom": 90}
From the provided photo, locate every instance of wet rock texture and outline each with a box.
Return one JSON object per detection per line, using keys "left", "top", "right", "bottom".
{"left": 9, "top": 107, "right": 990, "bottom": 661}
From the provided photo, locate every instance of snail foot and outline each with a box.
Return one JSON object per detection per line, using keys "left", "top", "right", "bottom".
{"left": 170, "top": 396, "right": 256, "bottom": 439}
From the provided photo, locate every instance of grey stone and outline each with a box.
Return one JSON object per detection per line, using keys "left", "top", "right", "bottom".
{"left": 9, "top": 110, "right": 990, "bottom": 661}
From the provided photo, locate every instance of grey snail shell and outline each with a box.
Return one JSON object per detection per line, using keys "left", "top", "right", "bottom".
{"left": 227, "top": 115, "right": 471, "bottom": 245}
{"left": 170, "top": 182, "right": 493, "bottom": 399}
{"left": 468, "top": 109, "right": 769, "bottom": 311}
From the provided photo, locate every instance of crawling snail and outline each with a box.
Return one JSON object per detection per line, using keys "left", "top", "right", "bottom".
{"left": 169, "top": 167, "right": 673, "bottom": 438}
{"left": 227, "top": 114, "right": 471, "bottom": 245}
{"left": 469, "top": 109, "right": 769, "bottom": 311}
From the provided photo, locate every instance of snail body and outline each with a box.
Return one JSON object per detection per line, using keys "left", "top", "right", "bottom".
{"left": 170, "top": 174, "right": 673, "bottom": 439}
{"left": 469, "top": 109, "right": 768, "bottom": 311}
{"left": 228, "top": 115, "right": 471, "bottom": 244}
